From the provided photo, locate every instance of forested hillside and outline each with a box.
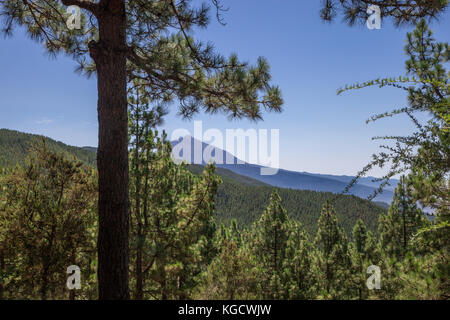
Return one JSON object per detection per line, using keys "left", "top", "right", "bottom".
{"left": 188, "top": 164, "right": 269, "bottom": 186}
{"left": 189, "top": 164, "right": 385, "bottom": 236}
{"left": 0, "top": 130, "right": 385, "bottom": 237}
{"left": 214, "top": 182, "right": 384, "bottom": 236}
{"left": 0, "top": 129, "right": 96, "bottom": 167}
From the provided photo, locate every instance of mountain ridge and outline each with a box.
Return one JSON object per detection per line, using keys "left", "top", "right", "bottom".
{"left": 0, "top": 128, "right": 97, "bottom": 167}
{"left": 171, "top": 136, "right": 395, "bottom": 204}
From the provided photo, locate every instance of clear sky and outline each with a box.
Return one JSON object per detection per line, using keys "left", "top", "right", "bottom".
{"left": 0, "top": 1, "right": 448, "bottom": 176}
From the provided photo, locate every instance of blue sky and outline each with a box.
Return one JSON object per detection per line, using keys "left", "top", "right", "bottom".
{"left": 0, "top": 1, "right": 448, "bottom": 176}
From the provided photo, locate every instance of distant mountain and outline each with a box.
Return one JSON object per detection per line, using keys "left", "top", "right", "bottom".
{"left": 300, "top": 172, "right": 399, "bottom": 192}
{"left": 171, "top": 136, "right": 395, "bottom": 203}
{"left": 0, "top": 129, "right": 96, "bottom": 167}
{"left": 373, "top": 201, "right": 390, "bottom": 210}
{"left": 187, "top": 164, "right": 269, "bottom": 187}
{"left": 82, "top": 146, "right": 98, "bottom": 153}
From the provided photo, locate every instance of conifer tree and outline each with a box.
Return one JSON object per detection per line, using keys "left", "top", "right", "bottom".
{"left": 128, "top": 80, "right": 167, "bottom": 300}
{"left": 379, "top": 175, "right": 427, "bottom": 259}
{"left": 284, "top": 220, "right": 317, "bottom": 299}
{"left": 197, "top": 237, "right": 259, "bottom": 300}
{"left": 0, "top": 143, "right": 97, "bottom": 299}
{"left": 364, "top": 230, "right": 379, "bottom": 262}
{"left": 348, "top": 219, "right": 380, "bottom": 299}
{"left": 128, "top": 120, "right": 221, "bottom": 299}
{"left": 320, "top": 0, "right": 447, "bottom": 25}
{"left": 149, "top": 162, "right": 220, "bottom": 300}
{"left": 1, "top": 0, "right": 283, "bottom": 298}
{"left": 353, "top": 219, "right": 368, "bottom": 256}
{"left": 314, "top": 201, "right": 351, "bottom": 298}
{"left": 251, "top": 190, "right": 290, "bottom": 299}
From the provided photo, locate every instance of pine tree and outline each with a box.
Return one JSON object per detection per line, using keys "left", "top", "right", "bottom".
{"left": 314, "top": 201, "right": 351, "bottom": 298}
{"left": 1, "top": 1, "right": 283, "bottom": 298}
{"left": 320, "top": 0, "right": 447, "bottom": 25}
{"left": 379, "top": 176, "right": 427, "bottom": 259}
{"left": 335, "top": 19, "right": 448, "bottom": 300}
{"left": 0, "top": 142, "right": 97, "bottom": 299}
{"left": 128, "top": 80, "right": 167, "bottom": 300}
{"left": 251, "top": 190, "right": 290, "bottom": 299}
{"left": 348, "top": 219, "right": 380, "bottom": 299}
{"left": 353, "top": 220, "right": 368, "bottom": 254}
{"left": 128, "top": 123, "right": 221, "bottom": 299}
{"left": 153, "top": 163, "right": 220, "bottom": 299}
{"left": 197, "top": 237, "right": 258, "bottom": 300}
{"left": 284, "top": 220, "right": 317, "bottom": 299}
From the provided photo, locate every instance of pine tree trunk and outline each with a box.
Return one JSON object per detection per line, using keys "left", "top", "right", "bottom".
{"left": 40, "top": 225, "right": 56, "bottom": 300}
{"left": 133, "top": 107, "right": 144, "bottom": 300}
{"left": 92, "top": 0, "right": 130, "bottom": 300}
{"left": 69, "top": 249, "right": 76, "bottom": 300}
{"left": 135, "top": 239, "right": 143, "bottom": 300}
{"left": 87, "top": 256, "right": 92, "bottom": 300}
{"left": 40, "top": 259, "right": 50, "bottom": 300}
{"left": 0, "top": 251, "right": 4, "bottom": 299}
{"left": 402, "top": 205, "right": 407, "bottom": 254}
{"left": 134, "top": 188, "right": 143, "bottom": 300}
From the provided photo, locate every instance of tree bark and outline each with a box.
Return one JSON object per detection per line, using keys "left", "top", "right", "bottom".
{"left": 92, "top": 0, "right": 130, "bottom": 300}
{"left": 0, "top": 251, "right": 4, "bottom": 299}
{"left": 135, "top": 237, "right": 143, "bottom": 300}
{"left": 40, "top": 224, "right": 56, "bottom": 300}
{"left": 133, "top": 106, "right": 144, "bottom": 300}
{"left": 402, "top": 199, "right": 407, "bottom": 254}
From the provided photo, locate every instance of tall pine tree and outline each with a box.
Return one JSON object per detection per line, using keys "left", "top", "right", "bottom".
{"left": 0, "top": 143, "right": 97, "bottom": 299}
{"left": 379, "top": 175, "right": 427, "bottom": 259}
{"left": 314, "top": 201, "right": 351, "bottom": 298}
{"left": 251, "top": 190, "right": 290, "bottom": 299}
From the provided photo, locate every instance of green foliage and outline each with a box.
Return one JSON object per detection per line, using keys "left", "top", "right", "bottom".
{"left": 314, "top": 202, "right": 351, "bottom": 298}
{"left": 395, "top": 252, "right": 448, "bottom": 299}
{"left": 1, "top": 144, "right": 448, "bottom": 299}
{"left": 282, "top": 220, "right": 318, "bottom": 299}
{"left": 0, "top": 142, "right": 97, "bottom": 299}
{"left": 195, "top": 238, "right": 259, "bottom": 300}
{"left": 213, "top": 179, "right": 386, "bottom": 238}
{"left": 335, "top": 20, "right": 449, "bottom": 301}
{"left": 1, "top": 0, "right": 283, "bottom": 299}
{"left": 128, "top": 95, "right": 221, "bottom": 299}
{"left": 320, "top": 0, "right": 448, "bottom": 25}
{"left": 1, "top": 1, "right": 448, "bottom": 301}
{"left": 250, "top": 191, "right": 291, "bottom": 299}
{"left": 348, "top": 220, "right": 379, "bottom": 299}
{"left": 378, "top": 175, "right": 428, "bottom": 259}
{"left": 197, "top": 191, "right": 318, "bottom": 300}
